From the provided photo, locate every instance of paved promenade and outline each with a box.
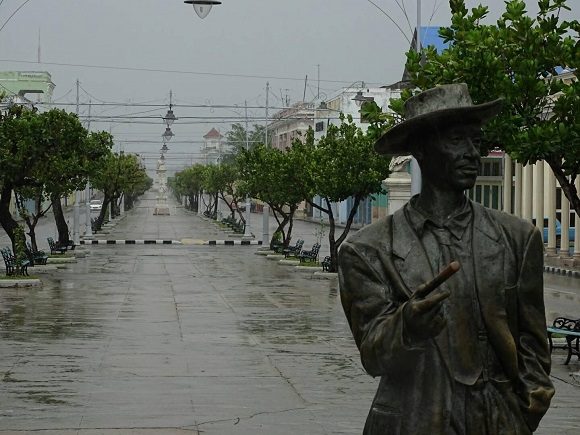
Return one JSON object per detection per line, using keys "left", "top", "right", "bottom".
{"left": 0, "top": 194, "right": 579, "bottom": 434}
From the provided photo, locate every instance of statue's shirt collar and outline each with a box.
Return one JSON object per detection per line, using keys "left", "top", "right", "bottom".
{"left": 406, "top": 196, "right": 473, "bottom": 241}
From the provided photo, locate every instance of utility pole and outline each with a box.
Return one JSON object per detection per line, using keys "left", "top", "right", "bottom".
{"left": 317, "top": 64, "right": 320, "bottom": 100}
{"left": 263, "top": 82, "right": 270, "bottom": 247}
{"left": 72, "top": 79, "right": 81, "bottom": 245}
{"left": 410, "top": 1, "right": 422, "bottom": 196}
{"left": 84, "top": 99, "right": 93, "bottom": 240}
{"left": 243, "top": 100, "right": 252, "bottom": 239}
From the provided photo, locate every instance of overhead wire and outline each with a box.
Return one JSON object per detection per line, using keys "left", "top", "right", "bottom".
{"left": 0, "top": 58, "right": 384, "bottom": 86}
{"left": 0, "top": 0, "right": 32, "bottom": 33}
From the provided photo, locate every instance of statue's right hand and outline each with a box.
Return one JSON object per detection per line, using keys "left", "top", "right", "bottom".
{"left": 402, "top": 281, "right": 451, "bottom": 342}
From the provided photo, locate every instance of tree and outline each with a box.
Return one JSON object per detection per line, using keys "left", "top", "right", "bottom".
{"left": 211, "top": 162, "right": 247, "bottom": 222}
{"left": 402, "top": 0, "right": 580, "bottom": 216}
{"left": 237, "top": 143, "right": 307, "bottom": 247}
{"left": 38, "top": 115, "right": 112, "bottom": 245}
{"left": 91, "top": 152, "right": 147, "bottom": 230}
{"left": 0, "top": 105, "right": 38, "bottom": 253}
{"left": 298, "top": 117, "right": 392, "bottom": 272}
{"left": 224, "top": 122, "right": 268, "bottom": 155}
{"left": 173, "top": 164, "right": 205, "bottom": 212}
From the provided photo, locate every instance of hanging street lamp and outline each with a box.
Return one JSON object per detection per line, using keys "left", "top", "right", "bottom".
{"left": 163, "top": 90, "right": 177, "bottom": 127}
{"left": 184, "top": 1, "right": 222, "bottom": 19}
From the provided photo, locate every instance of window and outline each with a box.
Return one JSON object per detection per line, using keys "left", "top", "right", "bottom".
{"left": 315, "top": 121, "right": 324, "bottom": 132}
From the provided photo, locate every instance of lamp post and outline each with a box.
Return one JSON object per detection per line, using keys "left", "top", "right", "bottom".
{"left": 184, "top": 0, "right": 222, "bottom": 19}
{"left": 154, "top": 92, "right": 176, "bottom": 216}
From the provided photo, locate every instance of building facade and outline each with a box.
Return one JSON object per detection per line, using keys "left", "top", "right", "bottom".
{"left": 201, "top": 127, "right": 224, "bottom": 165}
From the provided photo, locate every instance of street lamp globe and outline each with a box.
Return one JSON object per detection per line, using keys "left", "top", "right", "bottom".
{"left": 162, "top": 126, "right": 174, "bottom": 142}
{"left": 352, "top": 90, "right": 374, "bottom": 107}
{"left": 161, "top": 143, "right": 169, "bottom": 153}
{"left": 163, "top": 108, "right": 177, "bottom": 127}
{"left": 184, "top": 0, "right": 222, "bottom": 19}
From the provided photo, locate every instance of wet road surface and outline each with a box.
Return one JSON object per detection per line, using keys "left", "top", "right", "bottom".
{"left": 0, "top": 194, "right": 579, "bottom": 434}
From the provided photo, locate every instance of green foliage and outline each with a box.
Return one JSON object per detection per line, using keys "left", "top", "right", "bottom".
{"left": 237, "top": 141, "right": 308, "bottom": 244}
{"left": 302, "top": 116, "right": 391, "bottom": 204}
{"left": 224, "top": 122, "right": 269, "bottom": 154}
{"left": 12, "top": 225, "right": 26, "bottom": 265}
{"left": 174, "top": 164, "right": 206, "bottom": 198}
{"left": 91, "top": 152, "right": 148, "bottom": 224}
{"left": 395, "top": 0, "right": 579, "bottom": 214}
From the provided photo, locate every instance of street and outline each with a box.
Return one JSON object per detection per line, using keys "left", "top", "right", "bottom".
{"left": 0, "top": 194, "right": 578, "bottom": 434}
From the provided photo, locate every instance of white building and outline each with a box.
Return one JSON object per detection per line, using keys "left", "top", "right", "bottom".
{"left": 201, "top": 127, "right": 224, "bottom": 164}
{"left": 270, "top": 102, "right": 316, "bottom": 150}
{"left": 310, "top": 84, "right": 402, "bottom": 226}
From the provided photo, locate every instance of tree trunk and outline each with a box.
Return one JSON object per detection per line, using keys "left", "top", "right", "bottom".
{"left": 94, "top": 194, "right": 111, "bottom": 231}
{"left": 0, "top": 185, "right": 19, "bottom": 252}
{"left": 51, "top": 194, "right": 70, "bottom": 246}
{"left": 326, "top": 199, "right": 338, "bottom": 273}
{"left": 15, "top": 193, "right": 45, "bottom": 252}
{"left": 213, "top": 193, "right": 219, "bottom": 219}
{"left": 546, "top": 158, "right": 579, "bottom": 218}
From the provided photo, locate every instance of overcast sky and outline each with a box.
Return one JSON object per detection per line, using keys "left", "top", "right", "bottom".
{"left": 0, "top": 0, "right": 576, "bottom": 171}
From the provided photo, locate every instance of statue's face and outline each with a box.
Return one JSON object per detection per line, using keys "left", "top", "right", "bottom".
{"left": 420, "top": 123, "right": 482, "bottom": 192}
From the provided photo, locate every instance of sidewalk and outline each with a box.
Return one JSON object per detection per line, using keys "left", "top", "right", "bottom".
{"left": 0, "top": 193, "right": 578, "bottom": 434}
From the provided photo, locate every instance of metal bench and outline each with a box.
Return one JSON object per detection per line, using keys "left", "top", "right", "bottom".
{"left": 283, "top": 239, "right": 304, "bottom": 258}
{"left": 47, "top": 237, "right": 68, "bottom": 255}
{"left": 298, "top": 243, "right": 321, "bottom": 263}
{"left": 321, "top": 256, "right": 332, "bottom": 271}
{"left": 547, "top": 316, "right": 580, "bottom": 365}
{"left": 26, "top": 242, "right": 48, "bottom": 266}
{"left": 1, "top": 247, "right": 30, "bottom": 276}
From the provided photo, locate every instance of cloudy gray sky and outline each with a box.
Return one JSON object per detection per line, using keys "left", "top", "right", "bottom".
{"left": 0, "top": 0, "right": 575, "bottom": 171}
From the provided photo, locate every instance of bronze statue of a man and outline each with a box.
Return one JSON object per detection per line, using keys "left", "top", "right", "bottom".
{"left": 338, "top": 84, "right": 554, "bottom": 435}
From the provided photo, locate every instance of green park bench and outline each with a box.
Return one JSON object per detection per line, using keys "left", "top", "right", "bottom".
{"left": 547, "top": 316, "right": 580, "bottom": 365}
{"left": 283, "top": 239, "right": 304, "bottom": 258}
{"left": 25, "top": 242, "right": 48, "bottom": 265}
{"left": 1, "top": 247, "right": 30, "bottom": 276}
{"left": 299, "top": 243, "right": 321, "bottom": 264}
{"left": 47, "top": 237, "right": 68, "bottom": 255}
{"left": 321, "top": 256, "right": 332, "bottom": 272}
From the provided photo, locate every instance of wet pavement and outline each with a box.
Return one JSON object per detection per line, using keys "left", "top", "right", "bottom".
{"left": 0, "top": 193, "right": 579, "bottom": 434}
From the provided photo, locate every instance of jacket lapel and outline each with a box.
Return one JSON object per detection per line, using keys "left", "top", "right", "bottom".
{"left": 391, "top": 207, "right": 435, "bottom": 296}
{"left": 471, "top": 203, "right": 506, "bottom": 324}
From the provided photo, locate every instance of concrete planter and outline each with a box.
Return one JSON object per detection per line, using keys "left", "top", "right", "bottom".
{"left": 0, "top": 278, "right": 42, "bottom": 288}
{"left": 312, "top": 271, "right": 339, "bottom": 280}
{"left": 47, "top": 256, "right": 77, "bottom": 264}
{"left": 278, "top": 259, "right": 300, "bottom": 266}
{"left": 296, "top": 265, "right": 323, "bottom": 272}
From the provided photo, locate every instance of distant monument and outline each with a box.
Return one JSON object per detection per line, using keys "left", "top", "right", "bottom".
{"left": 153, "top": 155, "right": 170, "bottom": 216}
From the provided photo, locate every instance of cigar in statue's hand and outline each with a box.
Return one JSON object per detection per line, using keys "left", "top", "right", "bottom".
{"left": 415, "top": 261, "right": 461, "bottom": 298}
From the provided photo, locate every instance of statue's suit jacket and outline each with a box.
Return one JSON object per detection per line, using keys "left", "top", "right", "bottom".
{"left": 338, "top": 201, "right": 554, "bottom": 434}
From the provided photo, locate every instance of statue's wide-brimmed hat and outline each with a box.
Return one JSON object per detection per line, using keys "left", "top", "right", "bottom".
{"left": 375, "top": 83, "right": 503, "bottom": 156}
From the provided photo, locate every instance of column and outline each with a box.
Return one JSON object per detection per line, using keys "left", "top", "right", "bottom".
{"left": 503, "top": 154, "right": 512, "bottom": 214}
{"left": 385, "top": 172, "right": 412, "bottom": 215}
{"left": 533, "top": 161, "right": 544, "bottom": 229}
{"left": 546, "top": 171, "right": 557, "bottom": 256}
{"left": 73, "top": 191, "right": 80, "bottom": 245}
{"left": 575, "top": 177, "right": 580, "bottom": 260}
{"left": 84, "top": 181, "right": 93, "bottom": 240}
{"left": 560, "top": 188, "right": 570, "bottom": 257}
{"left": 522, "top": 164, "right": 533, "bottom": 221}
{"left": 514, "top": 162, "right": 523, "bottom": 217}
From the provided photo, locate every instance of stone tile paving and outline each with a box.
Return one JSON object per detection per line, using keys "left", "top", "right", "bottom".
{"left": 0, "top": 193, "right": 578, "bottom": 434}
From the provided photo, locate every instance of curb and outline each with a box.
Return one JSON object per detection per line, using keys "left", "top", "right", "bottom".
{"left": 544, "top": 266, "right": 580, "bottom": 278}
{"left": 81, "top": 240, "right": 181, "bottom": 245}
{"left": 206, "top": 240, "right": 262, "bottom": 246}
{"left": 0, "top": 278, "right": 42, "bottom": 288}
